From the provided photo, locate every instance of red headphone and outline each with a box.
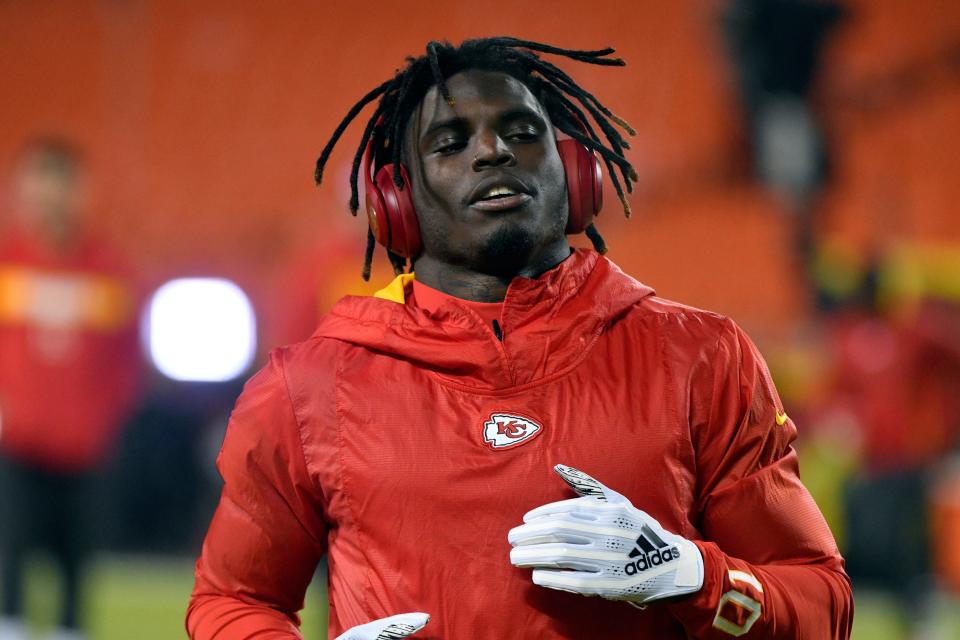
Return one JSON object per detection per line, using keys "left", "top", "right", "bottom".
{"left": 363, "top": 125, "right": 604, "bottom": 258}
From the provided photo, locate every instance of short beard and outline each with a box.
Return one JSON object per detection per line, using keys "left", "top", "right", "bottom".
{"left": 470, "top": 221, "right": 539, "bottom": 278}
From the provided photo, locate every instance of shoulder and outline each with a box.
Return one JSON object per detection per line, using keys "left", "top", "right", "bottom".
{"left": 0, "top": 232, "right": 35, "bottom": 263}
{"left": 625, "top": 297, "right": 777, "bottom": 421}
{"left": 634, "top": 294, "right": 729, "bottom": 328}
{"left": 592, "top": 254, "right": 731, "bottom": 348}
{"left": 587, "top": 255, "right": 747, "bottom": 369}
{"left": 266, "top": 334, "right": 343, "bottom": 389}
{"left": 267, "top": 290, "right": 410, "bottom": 386}
{"left": 230, "top": 339, "right": 342, "bottom": 451}
{"left": 622, "top": 293, "right": 737, "bottom": 360}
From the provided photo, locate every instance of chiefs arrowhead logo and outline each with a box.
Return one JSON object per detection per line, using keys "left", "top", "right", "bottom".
{"left": 482, "top": 413, "right": 543, "bottom": 450}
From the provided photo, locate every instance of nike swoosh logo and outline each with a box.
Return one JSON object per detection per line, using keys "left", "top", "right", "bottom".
{"left": 776, "top": 411, "right": 788, "bottom": 426}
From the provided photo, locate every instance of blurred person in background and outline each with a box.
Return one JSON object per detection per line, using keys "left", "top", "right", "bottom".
{"left": 809, "top": 251, "right": 960, "bottom": 637}
{"left": 0, "top": 139, "right": 143, "bottom": 640}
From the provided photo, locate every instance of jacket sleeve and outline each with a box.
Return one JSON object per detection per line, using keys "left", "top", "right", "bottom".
{"left": 186, "top": 351, "right": 327, "bottom": 639}
{"left": 666, "top": 318, "right": 853, "bottom": 639}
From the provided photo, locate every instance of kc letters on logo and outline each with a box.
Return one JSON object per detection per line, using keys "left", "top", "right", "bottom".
{"left": 482, "top": 413, "right": 542, "bottom": 449}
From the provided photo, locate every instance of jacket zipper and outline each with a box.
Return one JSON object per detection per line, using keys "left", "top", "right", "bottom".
{"left": 491, "top": 318, "right": 504, "bottom": 342}
{"left": 488, "top": 317, "right": 514, "bottom": 384}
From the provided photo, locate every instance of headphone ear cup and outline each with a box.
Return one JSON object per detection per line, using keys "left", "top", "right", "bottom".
{"left": 589, "top": 148, "right": 603, "bottom": 214}
{"left": 393, "top": 164, "right": 422, "bottom": 258}
{"left": 365, "top": 167, "right": 391, "bottom": 249}
{"left": 369, "top": 163, "right": 422, "bottom": 258}
{"left": 557, "top": 138, "right": 603, "bottom": 234}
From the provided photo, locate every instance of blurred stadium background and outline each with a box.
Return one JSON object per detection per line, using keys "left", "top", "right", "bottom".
{"left": 1, "top": 0, "right": 959, "bottom": 638}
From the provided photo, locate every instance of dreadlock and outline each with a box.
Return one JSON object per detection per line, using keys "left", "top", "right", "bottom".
{"left": 314, "top": 36, "right": 638, "bottom": 280}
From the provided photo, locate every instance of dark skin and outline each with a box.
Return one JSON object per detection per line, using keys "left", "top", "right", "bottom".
{"left": 405, "top": 70, "right": 572, "bottom": 302}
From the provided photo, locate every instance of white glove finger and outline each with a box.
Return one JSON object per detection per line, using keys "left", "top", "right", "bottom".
{"left": 534, "top": 566, "right": 680, "bottom": 601}
{"left": 533, "top": 569, "right": 689, "bottom": 603}
{"left": 374, "top": 613, "right": 430, "bottom": 640}
{"left": 532, "top": 568, "right": 608, "bottom": 596}
{"left": 522, "top": 496, "right": 616, "bottom": 522}
{"left": 514, "top": 555, "right": 604, "bottom": 572}
{"left": 554, "top": 464, "right": 630, "bottom": 504}
{"left": 510, "top": 542, "right": 622, "bottom": 569}
{"left": 334, "top": 612, "right": 430, "bottom": 640}
{"left": 508, "top": 517, "right": 637, "bottom": 547}
{"left": 508, "top": 526, "right": 592, "bottom": 547}
{"left": 527, "top": 504, "right": 668, "bottom": 546}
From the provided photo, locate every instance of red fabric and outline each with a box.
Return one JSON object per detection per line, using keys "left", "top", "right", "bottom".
{"left": 0, "top": 229, "right": 142, "bottom": 471}
{"left": 410, "top": 278, "right": 504, "bottom": 328}
{"left": 187, "top": 249, "right": 851, "bottom": 639}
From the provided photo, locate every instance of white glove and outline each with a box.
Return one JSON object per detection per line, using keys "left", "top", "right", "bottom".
{"left": 334, "top": 612, "right": 430, "bottom": 640}
{"left": 508, "top": 464, "right": 704, "bottom": 605}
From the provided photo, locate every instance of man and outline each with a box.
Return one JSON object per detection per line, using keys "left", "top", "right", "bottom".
{"left": 187, "top": 38, "right": 853, "bottom": 639}
{"left": 0, "top": 139, "right": 142, "bottom": 640}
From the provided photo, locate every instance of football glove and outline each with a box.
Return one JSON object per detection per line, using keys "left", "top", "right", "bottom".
{"left": 333, "top": 612, "right": 430, "bottom": 640}
{"left": 508, "top": 464, "right": 704, "bottom": 605}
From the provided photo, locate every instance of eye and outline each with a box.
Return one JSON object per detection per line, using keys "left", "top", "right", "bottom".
{"left": 433, "top": 137, "right": 466, "bottom": 154}
{"left": 507, "top": 125, "right": 540, "bottom": 142}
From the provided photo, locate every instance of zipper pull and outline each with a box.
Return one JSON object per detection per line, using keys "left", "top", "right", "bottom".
{"left": 491, "top": 319, "right": 504, "bottom": 342}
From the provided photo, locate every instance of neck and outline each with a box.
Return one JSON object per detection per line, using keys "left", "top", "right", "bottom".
{"left": 16, "top": 213, "right": 78, "bottom": 254}
{"left": 414, "top": 241, "right": 571, "bottom": 302}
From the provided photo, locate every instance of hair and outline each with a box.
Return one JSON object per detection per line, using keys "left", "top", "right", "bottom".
{"left": 314, "top": 36, "right": 638, "bottom": 280}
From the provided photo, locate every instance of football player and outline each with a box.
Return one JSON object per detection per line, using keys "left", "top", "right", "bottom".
{"left": 187, "top": 37, "right": 852, "bottom": 639}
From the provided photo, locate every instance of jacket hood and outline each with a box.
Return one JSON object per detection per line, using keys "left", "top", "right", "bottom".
{"left": 314, "top": 249, "right": 655, "bottom": 392}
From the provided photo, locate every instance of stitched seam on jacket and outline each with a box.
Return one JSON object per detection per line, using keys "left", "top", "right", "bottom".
{"left": 278, "top": 352, "right": 326, "bottom": 509}
{"left": 332, "top": 341, "right": 378, "bottom": 622}
{"left": 659, "top": 312, "right": 699, "bottom": 540}
{"left": 277, "top": 352, "right": 328, "bottom": 550}
{"left": 696, "top": 317, "right": 734, "bottom": 515}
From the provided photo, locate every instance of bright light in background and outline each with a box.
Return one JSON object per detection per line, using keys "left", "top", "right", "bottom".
{"left": 147, "top": 278, "right": 256, "bottom": 382}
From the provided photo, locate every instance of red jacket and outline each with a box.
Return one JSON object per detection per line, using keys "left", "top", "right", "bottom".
{"left": 188, "top": 250, "right": 852, "bottom": 639}
{"left": 0, "top": 230, "right": 141, "bottom": 471}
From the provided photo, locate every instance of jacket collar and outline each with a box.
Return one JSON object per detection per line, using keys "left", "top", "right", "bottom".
{"left": 316, "top": 249, "right": 655, "bottom": 392}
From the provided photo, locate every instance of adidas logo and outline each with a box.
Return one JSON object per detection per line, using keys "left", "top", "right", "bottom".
{"left": 624, "top": 524, "right": 680, "bottom": 576}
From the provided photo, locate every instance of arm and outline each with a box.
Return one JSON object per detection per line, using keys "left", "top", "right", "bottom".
{"left": 666, "top": 318, "right": 853, "bottom": 639}
{"left": 186, "top": 352, "right": 327, "bottom": 639}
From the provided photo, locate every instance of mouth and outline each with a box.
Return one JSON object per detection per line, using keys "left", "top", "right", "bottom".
{"left": 468, "top": 176, "right": 534, "bottom": 212}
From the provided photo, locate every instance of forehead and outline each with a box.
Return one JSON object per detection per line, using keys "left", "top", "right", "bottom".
{"left": 415, "top": 70, "right": 546, "bottom": 132}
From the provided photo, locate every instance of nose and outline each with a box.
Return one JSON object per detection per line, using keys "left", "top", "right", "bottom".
{"left": 471, "top": 130, "right": 516, "bottom": 171}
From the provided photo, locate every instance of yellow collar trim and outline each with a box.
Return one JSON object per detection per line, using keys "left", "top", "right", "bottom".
{"left": 373, "top": 273, "right": 415, "bottom": 304}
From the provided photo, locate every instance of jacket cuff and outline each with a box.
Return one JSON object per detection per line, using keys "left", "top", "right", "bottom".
{"left": 664, "top": 541, "right": 725, "bottom": 628}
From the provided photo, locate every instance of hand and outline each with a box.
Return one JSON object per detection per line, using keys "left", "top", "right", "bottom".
{"left": 508, "top": 464, "right": 703, "bottom": 605}
{"left": 334, "top": 612, "right": 430, "bottom": 640}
